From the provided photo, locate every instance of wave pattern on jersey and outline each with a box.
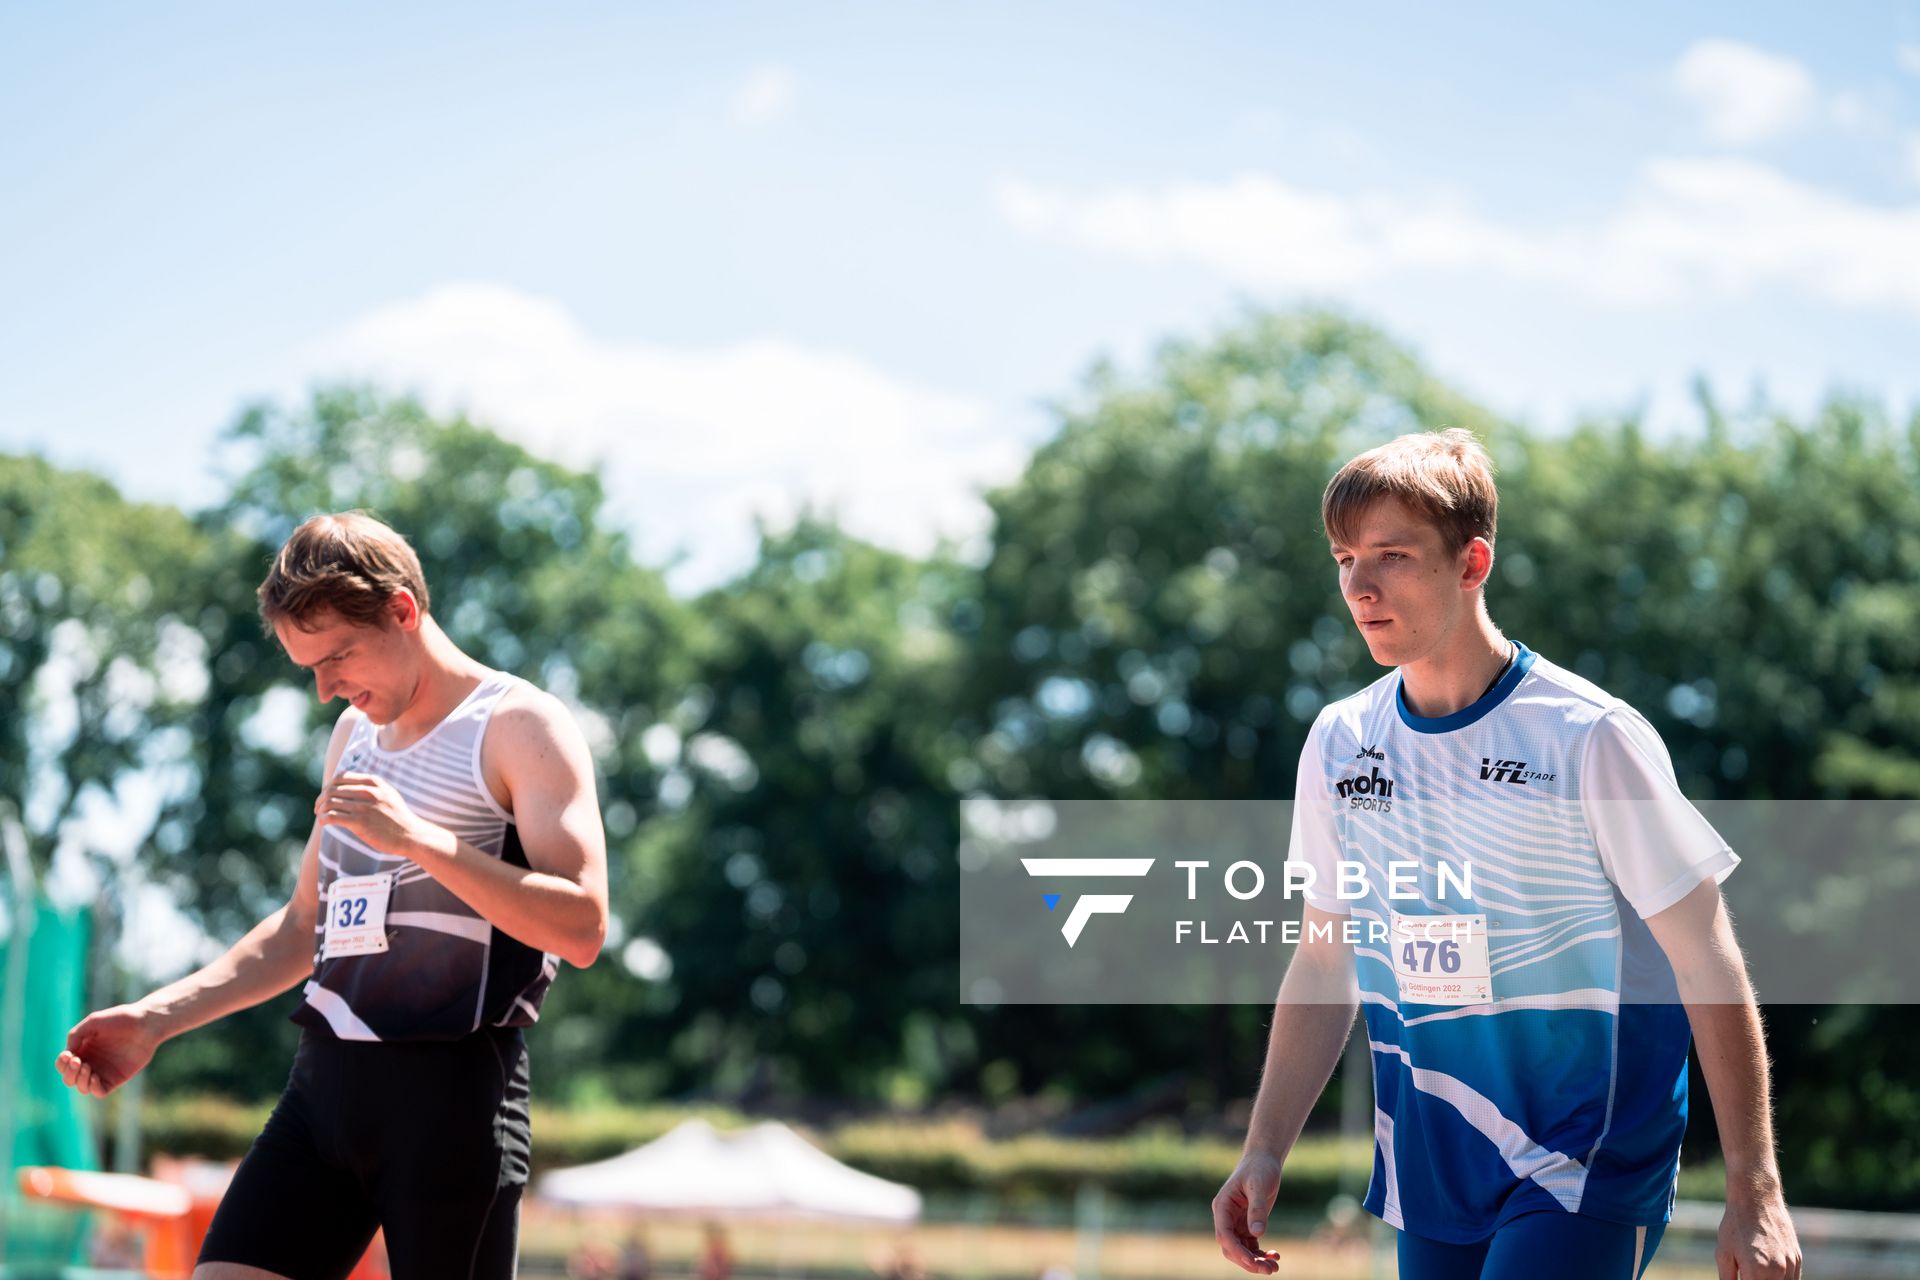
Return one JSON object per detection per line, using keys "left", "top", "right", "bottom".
{"left": 1297, "top": 645, "right": 1701, "bottom": 1237}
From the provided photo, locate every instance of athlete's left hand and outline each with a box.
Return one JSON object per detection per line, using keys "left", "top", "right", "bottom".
{"left": 1717, "top": 1181, "right": 1802, "bottom": 1280}
{"left": 317, "top": 772, "right": 442, "bottom": 860}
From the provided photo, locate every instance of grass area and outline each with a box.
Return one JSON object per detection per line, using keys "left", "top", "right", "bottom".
{"left": 516, "top": 1213, "right": 1726, "bottom": 1280}
{"left": 73, "top": 1094, "right": 1756, "bottom": 1280}
{"left": 138, "top": 1094, "right": 1734, "bottom": 1218}
{"left": 139, "top": 1096, "right": 1381, "bottom": 1204}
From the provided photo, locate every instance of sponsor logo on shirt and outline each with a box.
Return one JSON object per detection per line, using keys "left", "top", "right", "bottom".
{"left": 1477, "top": 758, "right": 1558, "bottom": 784}
{"left": 1336, "top": 765, "right": 1396, "bottom": 813}
{"left": 1354, "top": 744, "right": 1385, "bottom": 762}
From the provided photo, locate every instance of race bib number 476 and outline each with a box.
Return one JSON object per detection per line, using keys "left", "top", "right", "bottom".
{"left": 1390, "top": 910, "right": 1491, "bottom": 1006}
{"left": 323, "top": 872, "right": 394, "bottom": 958}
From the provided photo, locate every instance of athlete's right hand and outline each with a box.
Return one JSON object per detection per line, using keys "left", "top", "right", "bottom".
{"left": 56, "top": 1005, "right": 162, "bottom": 1097}
{"left": 1213, "top": 1149, "right": 1284, "bottom": 1273}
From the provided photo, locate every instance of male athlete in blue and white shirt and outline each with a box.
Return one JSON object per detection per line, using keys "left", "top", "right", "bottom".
{"left": 1211, "top": 431, "right": 1801, "bottom": 1280}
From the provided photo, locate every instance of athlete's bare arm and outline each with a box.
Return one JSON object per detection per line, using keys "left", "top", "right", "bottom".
{"left": 1645, "top": 880, "right": 1802, "bottom": 1280}
{"left": 54, "top": 715, "right": 351, "bottom": 1098}
{"left": 315, "top": 685, "right": 609, "bottom": 968}
{"left": 1213, "top": 904, "right": 1361, "bottom": 1275}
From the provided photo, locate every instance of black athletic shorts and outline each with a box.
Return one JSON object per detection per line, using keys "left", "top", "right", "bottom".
{"left": 199, "top": 1025, "right": 531, "bottom": 1279}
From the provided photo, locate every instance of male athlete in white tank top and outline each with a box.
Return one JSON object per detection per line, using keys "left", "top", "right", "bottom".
{"left": 57, "top": 512, "right": 609, "bottom": 1280}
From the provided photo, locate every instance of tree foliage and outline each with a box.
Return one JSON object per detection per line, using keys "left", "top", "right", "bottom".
{"left": 0, "top": 454, "right": 208, "bottom": 873}
{"left": 9, "top": 309, "right": 1919, "bottom": 1205}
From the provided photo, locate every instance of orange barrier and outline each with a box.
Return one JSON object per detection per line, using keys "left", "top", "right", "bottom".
{"left": 19, "top": 1161, "right": 388, "bottom": 1278}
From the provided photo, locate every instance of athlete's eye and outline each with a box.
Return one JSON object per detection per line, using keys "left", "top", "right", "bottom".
{"left": 1382, "top": 552, "right": 1405, "bottom": 562}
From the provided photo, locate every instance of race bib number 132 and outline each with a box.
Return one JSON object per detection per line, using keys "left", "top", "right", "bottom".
{"left": 1390, "top": 910, "right": 1491, "bottom": 1006}
{"left": 323, "top": 872, "right": 394, "bottom": 958}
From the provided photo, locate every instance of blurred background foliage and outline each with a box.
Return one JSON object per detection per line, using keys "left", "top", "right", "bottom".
{"left": 5, "top": 308, "right": 1918, "bottom": 1208}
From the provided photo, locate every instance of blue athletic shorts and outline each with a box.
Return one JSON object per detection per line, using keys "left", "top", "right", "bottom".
{"left": 1398, "top": 1210, "right": 1667, "bottom": 1280}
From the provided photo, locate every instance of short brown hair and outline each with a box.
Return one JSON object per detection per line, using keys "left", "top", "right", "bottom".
{"left": 258, "top": 512, "right": 431, "bottom": 633}
{"left": 1322, "top": 428, "right": 1498, "bottom": 555}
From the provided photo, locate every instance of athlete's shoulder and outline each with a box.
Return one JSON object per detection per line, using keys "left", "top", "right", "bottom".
{"left": 486, "top": 678, "right": 597, "bottom": 768}
{"left": 328, "top": 703, "right": 367, "bottom": 736}
{"left": 1512, "top": 649, "right": 1631, "bottom": 731}
{"left": 1308, "top": 669, "right": 1399, "bottom": 751}
{"left": 475, "top": 678, "right": 597, "bottom": 816}
{"left": 324, "top": 704, "right": 368, "bottom": 764}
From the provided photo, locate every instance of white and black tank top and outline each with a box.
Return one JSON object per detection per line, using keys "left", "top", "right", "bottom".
{"left": 295, "top": 671, "right": 559, "bottom": 1042}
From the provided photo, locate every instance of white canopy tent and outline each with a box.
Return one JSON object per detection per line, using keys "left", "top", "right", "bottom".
{"left": 537, "top": 1118, "right": 922, "bottom": 1224}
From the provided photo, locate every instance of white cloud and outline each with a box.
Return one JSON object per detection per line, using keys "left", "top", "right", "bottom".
{"left": 997, "top": 159, "right": 1920, "bottom": 313}
{"left": 1672, "top": 39, "right": 1815, "bottom": 145}
{"left": 1826, "top": 90, "right": 1880, "bottom": 131}
{"left": 301, "top": 284, "right": 1026, "bottom": 590}
{"left": 998, "top": 173, "right": 1533, "bottom": 292}
{"left": 730, "top": 66, "right": 796, "bottom": 127}
{"left": 1898, "top": 44, "right": 1920, "bottom": 77}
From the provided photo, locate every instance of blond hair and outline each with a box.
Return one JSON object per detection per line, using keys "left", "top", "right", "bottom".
{"left": 257, "top": 512, "right": 431, "bottom": 632}
{"left": 1322, "top": 428, "right": 1497, "bottom": 555}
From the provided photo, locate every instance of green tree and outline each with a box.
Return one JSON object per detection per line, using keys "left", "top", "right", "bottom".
{"left": 1493, "top": 396, "right": 1920, "bottom": 1206}
{"left": 634, "top": 518, "right": 976, "bottom": 1103}
{"left": 1496, "top": 395, "right": 1920, "bottom": 802}
{"left": 0, "top": 455, "right": 210, "bottom": 878}
{"left": 19, "top": 312, "right": 1918, "bottom": 1208}
{"left": 959, "top": 309, "right": 1508, "bottom": 1107}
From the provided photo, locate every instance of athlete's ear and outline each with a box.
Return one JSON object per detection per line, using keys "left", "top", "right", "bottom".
{"left": 386, "top": 589, "right": 422, "bottom": 632}
{"left": 1460, "top": 537, "right": 1494, "bottom": 592}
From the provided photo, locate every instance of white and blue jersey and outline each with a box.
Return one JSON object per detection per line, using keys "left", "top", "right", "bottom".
{"left": 1287, "top": 641, "right": 1738, "bottom": 1241}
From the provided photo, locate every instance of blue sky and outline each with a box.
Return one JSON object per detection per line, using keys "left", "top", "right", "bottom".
{"left": 6, "top": 3, "right": 1920, "bottom": 589}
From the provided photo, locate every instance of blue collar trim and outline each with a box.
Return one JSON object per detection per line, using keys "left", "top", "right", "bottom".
{"left": 1395, "top": 640, "right": 1535, "bottom": 734}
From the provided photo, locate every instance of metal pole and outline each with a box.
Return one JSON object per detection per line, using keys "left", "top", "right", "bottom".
{"left": 1072, "top": 1182, "right": 1104, "bottom": 1280}
{"left": 106, "top": 882, "right": 141, "bottom": 1176}
{"left": 0, "top": 803, "right": 40, "bottom": 1256}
